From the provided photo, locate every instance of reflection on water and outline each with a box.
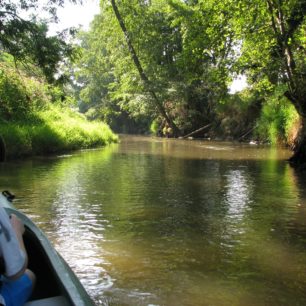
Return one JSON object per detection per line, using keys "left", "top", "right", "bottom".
{"left": 1, "top": 136, "right": 306, "bottom": 306}
{"left": 224, "top": 169, "right": 252, "bottom": 221}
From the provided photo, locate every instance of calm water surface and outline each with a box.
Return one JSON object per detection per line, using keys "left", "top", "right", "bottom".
{"left": 1, "top": 135, "right": 306, "bottom": 306}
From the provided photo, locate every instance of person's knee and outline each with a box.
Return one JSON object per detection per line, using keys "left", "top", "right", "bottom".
{"left": 25, "top": 269, "right": 36, "bottom": 288}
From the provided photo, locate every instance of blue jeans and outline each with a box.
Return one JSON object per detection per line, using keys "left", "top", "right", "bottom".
{"left": 1, "top": 274, "right": 33, "bottom": 306}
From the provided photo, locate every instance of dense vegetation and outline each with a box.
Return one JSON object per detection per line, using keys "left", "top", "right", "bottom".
{"left": 0, "top": 60, "right": 117, "bottom": 158}
{"left": 0, "top": 0, "right": 305, "bottom": 163}
{"left": 0, "top": 0, "right": 117, "bottom": 159}
{"left": 74, "top": 0, "right": 305, "bottom": 163}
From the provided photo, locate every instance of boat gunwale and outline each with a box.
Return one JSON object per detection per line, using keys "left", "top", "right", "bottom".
{"left": 0, "top": 193, "right": 95, "bottom": 306}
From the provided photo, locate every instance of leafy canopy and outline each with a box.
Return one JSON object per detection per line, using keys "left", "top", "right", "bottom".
{"left": 0, "top": 0, "right": 81, "bottom": 83}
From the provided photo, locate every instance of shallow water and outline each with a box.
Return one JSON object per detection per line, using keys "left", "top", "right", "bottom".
{"left": 1, "top": 135, "right": 306, "bottom": 305}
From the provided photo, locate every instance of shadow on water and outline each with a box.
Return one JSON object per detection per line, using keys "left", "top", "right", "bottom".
{"left": 1, "top": 136, "right": 306, "bottom": 305}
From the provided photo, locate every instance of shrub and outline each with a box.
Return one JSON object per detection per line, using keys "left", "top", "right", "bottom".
{"left": 254, "top": 92, "right": 299, "bottom": 145}
{"left": 150, "top": 119, "right": 160, "bottom": 135}
{"left": 0, "top": 67, "right": 31, "bottom": 120}
{"left": 0, "top": 123, "right": 32, "bottom": 157}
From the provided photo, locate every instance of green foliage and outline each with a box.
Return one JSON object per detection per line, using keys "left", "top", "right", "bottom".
{"left": 150, "top": 119, "right": 160, "bottom": 135}
{"left": 0, "top": 105, "right": 118, "bottom": 158}
{"left": 0, "top": 66, "right": 32, "bottom": 120}
{"left": 75, "top": 0, "right": 304, "bottom": 146}
{"left": 214, "top": 88, "right": 262, "bottom": 139}
{"left": 0, "top": 0, "right": 79, "bottom": 84}
{"left": 234, "top": 0, "right": 306, "bottom": 112}
{"left": 0, "top": 123, "right": 33, "bottom": 157}
{"left": 75, "top": 0, "right": 234, "bottom": 134}
{"left": 0, "top": 62, "right": 66, "bottom": 121}
{"left": 33, "top": 106, "right": 118, "bottom": 153}
{"left": 0, "top": 58, "right": 117, "bottom": 159}
{"left": 254, "top": 89, "right": 299, "bottom": 145}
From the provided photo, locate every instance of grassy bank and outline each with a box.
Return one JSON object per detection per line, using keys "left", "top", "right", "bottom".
{"left": 0, "top": 60, "right": 117, "bottom": 159}
{"left": 0, "top": 105, "right": 118, "bottom": 159}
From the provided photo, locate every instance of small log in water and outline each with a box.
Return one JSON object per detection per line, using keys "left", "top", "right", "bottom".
{"left": 182, "top": 123, "right": 213, "bottom": 139}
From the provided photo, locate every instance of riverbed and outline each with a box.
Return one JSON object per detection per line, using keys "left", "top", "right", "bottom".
{"left": 1, "top": 135, "right": 306, "bottom": 306}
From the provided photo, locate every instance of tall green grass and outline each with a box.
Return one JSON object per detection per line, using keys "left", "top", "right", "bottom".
{"left": 254, "top": 94, "right": 299, "bottom": 145}
{"left": 0, "top": 61, "right": 118, "bottom": 159}
{"left": 0, "top": 105, "right": 118, "bottom": 158}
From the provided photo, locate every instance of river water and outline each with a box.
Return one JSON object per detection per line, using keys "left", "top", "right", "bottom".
{"left": 1, "top": 135, "right": 306, "bottom": 306}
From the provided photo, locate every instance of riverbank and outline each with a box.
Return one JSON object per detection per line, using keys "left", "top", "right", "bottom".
{"left": 0, "top": 105, "right": 118, "bottom": 160}
{"left": 0, "top": 61, "right": 118, "bottom": 160}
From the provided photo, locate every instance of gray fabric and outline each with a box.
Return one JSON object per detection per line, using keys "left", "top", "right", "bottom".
{"left": 0, "top": 206, "right": 26, "bottom": 305}
{"left": 0, "top": 207, "right": 25, "bottom": 277}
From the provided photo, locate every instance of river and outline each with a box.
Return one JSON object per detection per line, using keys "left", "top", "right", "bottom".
{"left": 1, "top": 135, "right": 306, "bottom": 306}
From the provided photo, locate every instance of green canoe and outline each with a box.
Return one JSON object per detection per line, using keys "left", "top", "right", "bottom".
{"left": 0, "top": 191, "right": 96, "bottom": 306}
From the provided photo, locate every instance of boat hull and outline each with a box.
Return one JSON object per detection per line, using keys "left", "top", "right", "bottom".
{"left": 0, "top": 191, "right": 95, "bottom": 306}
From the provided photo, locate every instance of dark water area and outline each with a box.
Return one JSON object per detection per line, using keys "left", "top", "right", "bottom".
{"left": 1, "top": 135, "right": 306, "bottom": 306}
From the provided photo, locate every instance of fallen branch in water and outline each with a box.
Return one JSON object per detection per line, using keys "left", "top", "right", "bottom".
{"left": 238, "top": 124, "right": 258, "bottom": 141}
{"left": 182, "top": 123, "right": 213, "bottom": 139}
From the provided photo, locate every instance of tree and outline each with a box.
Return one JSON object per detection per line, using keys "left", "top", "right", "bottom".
{"left": 234, "top": 0, "right": 306, "bottom": 164}
{"left": 0, "top": 0, "right": 80, "bottom": 83}
{"left": 110, "top": 0, "right": 180, "bottom": 136}
{"left": 76, "top": 0, "right": 234, "bottom": 136}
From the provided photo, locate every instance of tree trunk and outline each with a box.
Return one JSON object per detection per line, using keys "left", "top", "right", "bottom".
{"left": 265, "top": 0, "right": 306, "bottom": 166}
{"left": 289, "top": 116, "right": 306, "bottom": 166}
{"left": 110, "top": 0, "right": 180, "bottom": 137}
